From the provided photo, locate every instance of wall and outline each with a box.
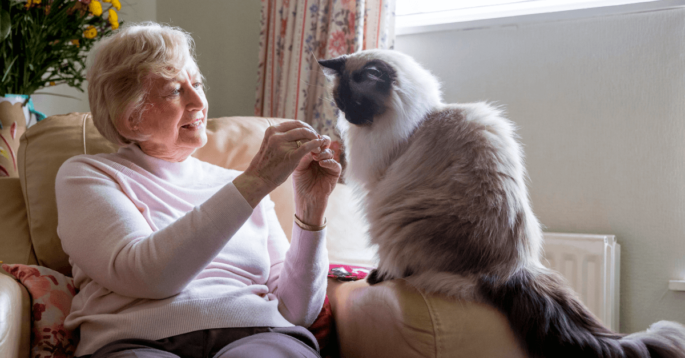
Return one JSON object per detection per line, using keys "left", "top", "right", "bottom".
{"left": 32, "top": 0, "right": 157, "bottom": 116}
{"left": 157, "top": 1, "right": 262, "bottom": 119}
{"left": 395, "top": 7, "right": 685, "bottom": 333}
{"left": 33, "top": 0, "right": 263, "bottom": 119}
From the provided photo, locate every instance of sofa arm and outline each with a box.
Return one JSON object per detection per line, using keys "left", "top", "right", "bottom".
{"left": 326, "top": 278, "right": 526, "bottom": 358}
{"left": 0, "top": 273, "right": 31, "bottom": 358}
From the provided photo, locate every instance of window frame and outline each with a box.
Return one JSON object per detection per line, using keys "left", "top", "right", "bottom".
{"left": 396, "top": 0, "right": 685, "bottom": 35}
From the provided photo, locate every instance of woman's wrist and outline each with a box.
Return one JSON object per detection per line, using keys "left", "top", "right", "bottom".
{"left": 294, "top": 214, "right": 327, "bottom": 231}
{"left": 295, "top": 198, "right": 328, "bottom": 227}
{"left": 233, "top": 173, "right": 275, "bottom": 208}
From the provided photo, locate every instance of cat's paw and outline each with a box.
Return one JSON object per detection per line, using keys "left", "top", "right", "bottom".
{"left": 367, "top": 269, "right": 385, "bottom": 285}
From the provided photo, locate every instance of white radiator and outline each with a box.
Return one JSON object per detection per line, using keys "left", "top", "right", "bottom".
{"left": 542, "top": 232, "right": 621, "bottom": 332}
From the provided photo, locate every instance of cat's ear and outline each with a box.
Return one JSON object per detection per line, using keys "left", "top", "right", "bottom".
{"left": 318, "top": 57, "right": 346, "bottom": 77}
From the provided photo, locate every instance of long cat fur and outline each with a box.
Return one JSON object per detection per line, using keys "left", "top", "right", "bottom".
{"left": 319, "top": 49, "right": 685, "bottom": 358}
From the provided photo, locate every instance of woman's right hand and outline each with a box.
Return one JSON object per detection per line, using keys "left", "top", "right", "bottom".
{"left": 233, "top": 120, "right": 326, "bottom": 208}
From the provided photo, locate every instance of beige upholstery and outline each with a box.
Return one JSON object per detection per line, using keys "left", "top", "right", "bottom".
{"left": 0, "top": 101, "right": 27, "bottom": 178}
{"left": 0, "top": 274, "right": 31, "bottom": 358}
{"left": 0, "top": 113, "right": 526, "bottom": 358}
{"left": 0, "top": 178, "right": 36, "bottom": 266}
{"left": 18, "top": 113, "right": 118, "bottom": 275}
{"left": 328, "top": 279, "right": 526, "bottom": 357}
{"left": 323, "top": 183, "right": 376, "bottom": 267}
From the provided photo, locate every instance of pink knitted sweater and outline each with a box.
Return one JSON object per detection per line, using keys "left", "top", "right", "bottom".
{"left": 55, "top": 145, "right": 328, "bottom": 356}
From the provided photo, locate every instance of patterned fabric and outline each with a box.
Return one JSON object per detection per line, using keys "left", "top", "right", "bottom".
{"left": 254, "top": 0, "right": 396, "bottom": 164}
{"left": 328, "top": 264, "right": 372, "bottom": 281}
{"left": 0, "top": 96, "right": 28, "bottom": 177}
{"left": 2, "top": 264, "right": 78, "bottom": 358}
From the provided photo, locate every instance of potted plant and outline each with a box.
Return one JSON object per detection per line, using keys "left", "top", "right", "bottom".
{"left": 0, "top": 0, "right": 122, "bottom": 177}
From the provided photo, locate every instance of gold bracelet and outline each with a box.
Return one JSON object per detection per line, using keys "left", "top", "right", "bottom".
{"left": 294, "top": 214, "right": 327, "bottom": 231}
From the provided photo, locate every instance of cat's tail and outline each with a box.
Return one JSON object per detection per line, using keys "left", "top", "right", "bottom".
{"left": 477, "top": 268, "right": 685, "bottom": 358}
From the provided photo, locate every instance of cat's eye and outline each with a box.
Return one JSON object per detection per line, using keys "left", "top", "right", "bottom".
{"left": 364, "top": 67, "right": 382, "bottom": 79}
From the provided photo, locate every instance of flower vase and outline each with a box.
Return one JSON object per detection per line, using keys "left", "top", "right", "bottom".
{"left": 0, "top": 95, "right": 46, "bottom": 177}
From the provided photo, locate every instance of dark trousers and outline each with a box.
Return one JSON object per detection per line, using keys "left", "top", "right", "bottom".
{"left": 80, "top": 326, "right": 321, "bottom": 358}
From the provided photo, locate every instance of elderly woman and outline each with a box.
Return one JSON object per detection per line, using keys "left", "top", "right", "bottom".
{"left": 55, "top": 23, "right": 340, "bottom": 358}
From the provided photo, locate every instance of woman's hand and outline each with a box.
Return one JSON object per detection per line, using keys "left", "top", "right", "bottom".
{"left": 292, "top": 135, "right": 342, "bottom": 227}
{"left": 233, "top": 120, "right": 326, "bottom": 208}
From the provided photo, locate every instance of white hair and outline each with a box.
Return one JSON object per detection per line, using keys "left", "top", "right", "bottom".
{"left": 87, "top": 22, "right": 203, "bottom": 145}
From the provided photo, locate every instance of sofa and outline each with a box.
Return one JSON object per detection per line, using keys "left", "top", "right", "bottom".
{"left": 0, "top": 113, "right": 526, "bottom": 358}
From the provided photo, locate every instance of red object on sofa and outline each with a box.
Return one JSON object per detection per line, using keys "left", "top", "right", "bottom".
{"left": 328, "top": 264, "right": 372, "bottom": 281}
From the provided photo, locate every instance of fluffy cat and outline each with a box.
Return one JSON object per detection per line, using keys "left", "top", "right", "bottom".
{"left": 318, "top": 49, "right": 685, "bottom": 358}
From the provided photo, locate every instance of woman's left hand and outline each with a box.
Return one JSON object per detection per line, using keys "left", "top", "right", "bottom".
{"left": 292, "top": 135, "right": 342, "bottom": 227}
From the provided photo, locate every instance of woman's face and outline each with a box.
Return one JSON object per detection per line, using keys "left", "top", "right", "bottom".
{"left": 135, "top": 59, "right": 208, "bottom": 162}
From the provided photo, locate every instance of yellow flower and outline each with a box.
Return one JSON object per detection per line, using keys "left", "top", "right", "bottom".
{"left": 24, "top": 0, "right": 43, "bottom": 8}
{"left": 71, "top": 39, "right": 80, "bottom": 47}
{"left": 111, "top": 0, "right": 121, "bottom": 11}
{"left": 50, "top": 81, "right": 56, "bottom": 86}
{"left": 84, "top": 25, "right": 97, "bottom": 39}
{"left": 108, "top": 9, "right": 119, "bottom": 30}
{"left": 89, "top": 0, "right": 102, "bottom": 16}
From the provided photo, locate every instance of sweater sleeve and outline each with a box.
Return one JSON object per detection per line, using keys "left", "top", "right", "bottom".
{"left": 55, "top": 157, "right": 254, "bottom": 299}
{"left": 263, "top": 201, "right": 329, "bottom": 327}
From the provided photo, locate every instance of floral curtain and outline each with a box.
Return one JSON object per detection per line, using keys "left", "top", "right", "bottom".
{"left": 254, "top": 0, "right": 395, "bottom": 162}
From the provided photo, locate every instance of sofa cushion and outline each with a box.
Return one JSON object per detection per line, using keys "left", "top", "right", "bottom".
{"left": 18, "top": 113, "right": 297, "bottom": 275}
{"left": 18, "top": 113, "right": 118, "bottom": 275}
{"left": 324, "top": 183, "right": 376, "bottom": 267}
{"left": 0, "top": 178, "right": 36, "bottom": 266}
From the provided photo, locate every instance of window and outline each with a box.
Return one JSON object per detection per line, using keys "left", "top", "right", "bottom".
{"left": 396, "top": 0, "right": 673, "bottom": 34}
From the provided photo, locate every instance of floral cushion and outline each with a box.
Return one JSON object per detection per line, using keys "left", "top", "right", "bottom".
{"left": 2, "top": 264, "right": 78, "bottom": 358}
{"left": 0, "top": 100, "right": 27, "bottom": 177}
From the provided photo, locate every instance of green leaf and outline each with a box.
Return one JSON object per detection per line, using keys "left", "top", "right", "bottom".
{"left": 2, "top": 55, "right": 16, "bottom": 83}
{"left": 0, "top": 9, "right": 10, "bottom": 41}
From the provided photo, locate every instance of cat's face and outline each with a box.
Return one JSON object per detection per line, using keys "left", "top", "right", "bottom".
{"left": 319, "top": 55, "right": 397, "bottom": 126}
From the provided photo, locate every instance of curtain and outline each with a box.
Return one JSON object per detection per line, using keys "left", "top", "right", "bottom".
{"left": 254, "top": 0, "right": 395, "bottom": 163}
